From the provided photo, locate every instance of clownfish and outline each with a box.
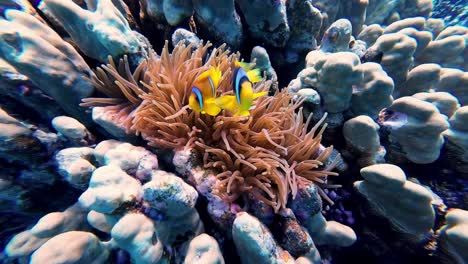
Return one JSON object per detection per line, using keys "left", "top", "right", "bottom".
{"left": 188, "top": 66, "right": 222, "bottom": 116}
{"left": 216, "top": 61, "right": 267, "bottom": 116}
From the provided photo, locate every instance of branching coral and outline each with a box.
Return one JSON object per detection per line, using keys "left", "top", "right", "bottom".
{"left": 82, "top": 42, "right": 338, "bottom": 212}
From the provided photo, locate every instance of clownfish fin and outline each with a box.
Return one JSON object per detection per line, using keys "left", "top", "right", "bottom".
{"left": 238, "top": 61, "right": 252, "bottom": 70}
{"left": 204, "top": 98, "right": 222, "bottom": 116}
{"left": 215, "top": 95, "right": 238, "bottom": 112}
{"left": 252, "top": 91, "right": 268, "bottom": 100}
{"left": 210, "top": 66, "right": 222, "bottom": 88}
{"left": 234, "top": 110, "right": 251, "bottom": 117}
{"left": 196, "top": 68, "right": 212, "bottom": 81}
{"left": 247, "top": 68, "right": 262, "bottom": 83}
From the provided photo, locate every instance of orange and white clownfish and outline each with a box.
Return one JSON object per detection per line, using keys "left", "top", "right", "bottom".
{"left": 188, "top": 66, "right": 222, "bottom": 116}
{"left": 216, "top": 61, "right": 267, "bottom": 116}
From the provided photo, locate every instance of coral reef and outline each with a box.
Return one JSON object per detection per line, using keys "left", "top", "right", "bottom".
{"left": 1, "top": 0, "right": 467, "bottom": 263}
{"left": 232, "top": 212, "right": 294, "bottom": 263}
{"left": 443, "top": 106, "right": 468, "bottom": 178}
{"left": 5, "top": 139, "right": 205, "bottom": 263}
{"left": 0, "top": 9, "right": 94, "bottom": 124}
{"left": 30, "top": 231, "right": 110, "bottom": 264}
{"left": 83, "top": 41, "right": 339, "bottom": 213}
{"left": 354, "top": 164, "right": 435, "bottom": 241}
{"left": 343, "top": 115, "right": 385, "bottom": 167}
{"left": 184, "top": 233, "right": 224, "bottom": 264}
{"left": 0, "top": 58, "right": 65, "bottom": 121}
{"left": 192, "top": 0, "right": 243, "bottom": 49}
{"left": 38, "top": 0, "right": 150, "bottom": 67}
{"left": 379, "top": 96, "right": 449, "bottom": 164}
{"left": 437, "top": 208, "right": 468, "bottom": 264}
{"left": 5, "top": 203, "right": 90, "bottom": 262}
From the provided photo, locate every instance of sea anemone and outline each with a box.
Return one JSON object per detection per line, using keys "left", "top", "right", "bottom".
{"left": 82, "top": 41, "right": 339, "bottom": 212}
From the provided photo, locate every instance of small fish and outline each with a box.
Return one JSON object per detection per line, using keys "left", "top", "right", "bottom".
{"left": 188, "top": 66, "right": 222, "bottom": 116}
{"left": 216, "top": 61, "right": 267, "bottom": 116}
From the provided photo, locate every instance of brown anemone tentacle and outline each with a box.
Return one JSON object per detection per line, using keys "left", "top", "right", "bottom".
{"left": 81, "top": 41, "right": 339, "bottom": 212}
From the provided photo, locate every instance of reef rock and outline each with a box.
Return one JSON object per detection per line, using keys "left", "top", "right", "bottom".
{"left": 183, "top": 234, "right": 224, "bottom": 264}
{"left": 379, "top": 96, "right": 449, "bottom": 164}
{"left": 437, "top": 209, "right": 468, "bottom": 264}
{"left": 232, "top": 212, "right": 295, "bottom": 264}
{"left": 354, "top": 164, "right": 435, "bottom": 241}
{"left": 30, "top": 231, "right": 109, "bottom": 264}
{"left": 443, "top": 106, "right": 468, "bottom": 178}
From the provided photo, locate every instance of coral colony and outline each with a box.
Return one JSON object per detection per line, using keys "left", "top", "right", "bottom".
{"left": 0, "top": 0, "right": 467, "bottom": 264}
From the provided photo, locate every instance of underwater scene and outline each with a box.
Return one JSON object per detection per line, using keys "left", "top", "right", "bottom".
{"left": 0, "top": 0, "right": 467, "bottom": 263}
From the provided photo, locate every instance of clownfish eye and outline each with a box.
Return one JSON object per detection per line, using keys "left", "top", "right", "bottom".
{"left": 192, "top": 87, "right": 204, "bottom": 109}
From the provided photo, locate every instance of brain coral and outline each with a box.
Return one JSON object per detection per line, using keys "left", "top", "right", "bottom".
{"left": 82, "top": 41, "right": 339, "bottom": 212}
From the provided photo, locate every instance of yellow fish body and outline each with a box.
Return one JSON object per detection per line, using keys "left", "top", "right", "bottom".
{"left": 216, "top": 61, "right": 267, "bottom": 116}
{"left": 188, "top": 67, "right": 222, "bottom": 116}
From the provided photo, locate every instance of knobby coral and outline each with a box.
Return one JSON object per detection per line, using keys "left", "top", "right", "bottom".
{"left": 82, "top": 42, "right": 338, "bottom": 212}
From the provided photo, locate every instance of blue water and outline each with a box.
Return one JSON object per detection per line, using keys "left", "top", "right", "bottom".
{"left": 433, "top": 0, "right": 468, "bottom": 26}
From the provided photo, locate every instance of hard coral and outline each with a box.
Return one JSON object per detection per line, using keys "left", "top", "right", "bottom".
{"left": 83, "top": 42, "right": 338, "bottom": 212}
